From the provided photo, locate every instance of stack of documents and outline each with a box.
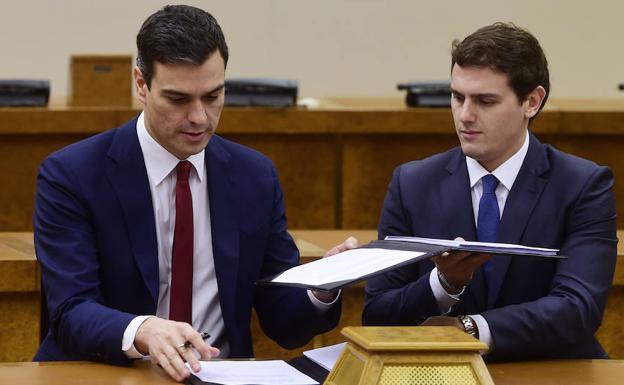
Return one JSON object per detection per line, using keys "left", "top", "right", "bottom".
{"left": 384, "top": 236, "right": 560, "bottom": 257}
{"left": 303, "top": 343, "right": 346, "bottom": 371}
{"left": 187, "top": 360, "right": 318, "bottom": 385}
{"left": 257, "top": 237, "right": 562, "bottom": 292}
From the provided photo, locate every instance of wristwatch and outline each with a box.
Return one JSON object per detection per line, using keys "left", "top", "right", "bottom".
{"left": 437, "top": 269, "right": 466, "bottom": 297}
{"left": 458, "top": 315, "right": 479, "bottom": 339}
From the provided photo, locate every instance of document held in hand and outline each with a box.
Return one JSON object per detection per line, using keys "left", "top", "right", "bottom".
{"left": 256, "top": 237, "right": 563, "bottom": 292}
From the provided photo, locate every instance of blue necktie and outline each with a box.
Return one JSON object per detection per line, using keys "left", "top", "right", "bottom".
{"left": 477, "top": 174, "right": 500, "bottom": 288}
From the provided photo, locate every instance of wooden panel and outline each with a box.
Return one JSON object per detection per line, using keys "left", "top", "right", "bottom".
{"left": 0, "top": 233, "right": 40, "bottom": 362}
{"left": 1, "top": 355, "right": 624, "bottom": 385}
{"left": 0, "top": 135, "right": 89, "bottom": 231}
{"left": 488, "top": 359, "right": 624, "bottom": 385}
{"left": 0, "top": 233, "right": 38, "bottom": 292}
{"left": 0, "top": 293, "right": 40, "bottom": 362}
{"left": 3, "top": 99, "right": 624, "bottom": 232}
{"left": 70, "top": 55, "right": 133, "bottom": 107}
{"left": 342, "top": 134, "right": 457, "bottom": 228}
{"left": 0, "top": 361, "right": 176, "bottom": 385}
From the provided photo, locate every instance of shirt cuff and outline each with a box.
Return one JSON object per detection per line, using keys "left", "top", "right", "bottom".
{"left": 307, "top": 289, "right": 341, "bottom": 310}
{"left": 122, "top": 315, "right": 153, "bottom": 359}
{"left": 429, "top": 267, "right": 460, "bottom": 314}
{"left": 470, "top": 314, "right": 493, "bottom": 353}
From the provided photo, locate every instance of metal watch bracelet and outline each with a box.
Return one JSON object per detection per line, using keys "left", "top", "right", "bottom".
{"left": 458, "top": 315, "right": 479, "bottom": 339}
{"left": 437, "top": 268, "right": 466, "bottom": 296}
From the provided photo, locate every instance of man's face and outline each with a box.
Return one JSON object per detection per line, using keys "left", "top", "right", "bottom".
{"left": 450, "top": 64, "right": 544, "bottom": 171}
{"left": 134, "top": 52, "right": 225, "bottom": 160}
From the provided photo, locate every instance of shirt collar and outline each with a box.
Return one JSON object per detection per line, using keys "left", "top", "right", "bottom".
{"left": 466, "top": 129, "right": 529, "bottom": 190}
{"left": 136, "top": 111, "right": 205, "bottom": 186}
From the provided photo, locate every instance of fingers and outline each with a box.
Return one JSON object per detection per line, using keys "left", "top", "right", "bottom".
{"left": 182, "top": 333, "right": 220, "bottom": 373}
{"left": 344, "top": 236, "right": 358, "bottom": 249}
{"left": 152, "top": 343, "right": 191, "bottom": 382}
{"left": 137, "top": 318, "right": 218, "bottom": 381}
{"left": 434, "top": 250, "right": 493, "bottom": 289}
{"left": 432, "top": 250, "right": 473, "bottom": 267}
{"left": 324, "top": 236, "right": 359, "bottom": 257}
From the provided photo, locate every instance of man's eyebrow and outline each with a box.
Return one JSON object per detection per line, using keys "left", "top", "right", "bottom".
{"left": 160, "top": 89, "right": 188, "bottom": 97}
{"left": 451, "top": 88, "right": 500, "bottom": 99}
{"left": 206, "top": 84, "right": 225, "bottom": 94}
{"left": 160, "top": 84, "right": 225, "bottom": 97}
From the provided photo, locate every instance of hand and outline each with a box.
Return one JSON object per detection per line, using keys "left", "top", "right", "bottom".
{"left": 311, "top": 236, "right": 358, "bottom": 302}
{"left": 135, "top": 317, "right": 219, "bottom": 382}
{"left": 420, "top": 315, "right": 463, "bottom": 330}
{"left": 431, "top": 238, "right": 491, "bottom": 290}
{"left": 324, "top": 236, "right": 358, "bottom": 257}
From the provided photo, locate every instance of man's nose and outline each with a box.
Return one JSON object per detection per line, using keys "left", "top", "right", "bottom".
{"left": 187, "top": 100, "right": 208, "bottom": 125}
{"left": 459, "top": 100, "right": 476, "bottom": 123}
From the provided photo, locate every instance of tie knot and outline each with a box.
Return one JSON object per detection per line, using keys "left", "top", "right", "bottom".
{"left": 481, "top": 174, "right": 499, "bottom": 194}
{"left": 176, "top": 161, "right": 192, "bottom": 182}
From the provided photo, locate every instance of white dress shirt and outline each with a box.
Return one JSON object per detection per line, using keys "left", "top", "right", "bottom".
{"left": 430, "top": 129, "right": 530, "bottom": 351}
{"left": 122, "top": 112, "right": 228, "bottom": 357}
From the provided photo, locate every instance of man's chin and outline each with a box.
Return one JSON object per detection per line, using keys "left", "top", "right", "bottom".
{"left": 460, "top": 143, "right": 481, "bottom": 159}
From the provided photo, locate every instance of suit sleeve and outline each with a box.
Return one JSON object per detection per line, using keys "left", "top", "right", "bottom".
{"left": 363, "top": 165, "right": 442, "bottom": 325}
{"left": 483, "top": 166, "right": 617, "bottom": 360}
{"left": 253, "top": 165, "right": 341, "bottom": 349}
{"left": 34, "top": 156, "right": 134, "bottom": 365}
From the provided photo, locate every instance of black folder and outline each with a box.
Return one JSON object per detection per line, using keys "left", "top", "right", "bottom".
{"left": 256, "top": 239, "right": 564, "bottom": 293}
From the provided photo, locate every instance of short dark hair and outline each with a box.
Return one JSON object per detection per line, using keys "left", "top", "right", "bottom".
{"left": 451, "top": 22, "right": 550, "bottom": 117}
{"left": 136, "top": 5, "right": 229, "bottom": 88}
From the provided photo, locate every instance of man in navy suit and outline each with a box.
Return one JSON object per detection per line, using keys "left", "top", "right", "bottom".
{"left": 363, "top": 22, "right": 617, "bottom": 361}
{"left": 33, "top": 5, "right": 347, "bottom": 382}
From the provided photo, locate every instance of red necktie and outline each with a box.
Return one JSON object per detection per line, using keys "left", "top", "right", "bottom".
{"left": 169, "top": 161, "right": 193, "bottom": 324}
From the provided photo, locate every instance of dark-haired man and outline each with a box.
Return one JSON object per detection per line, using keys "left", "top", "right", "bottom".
{"left": 363, "top": 23, "right": 617, "bottom": 361}
{"left": 33, "top": 5, "right": 346, "bottom": 381}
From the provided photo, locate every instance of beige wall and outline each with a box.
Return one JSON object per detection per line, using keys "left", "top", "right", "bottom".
{"left": 0, "top": 0, "right": 622, "bottom": 99}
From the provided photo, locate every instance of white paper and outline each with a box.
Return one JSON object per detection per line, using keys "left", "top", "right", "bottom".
{"left": 271, "top": 248, "right": 426, "bottom": 286}
{"left": 385, "top": 236, "right": 559, "bottom": 255}
{"left": 303, "top": 342, "right": 346, "bottom": 371}
{"left": 188, "top": 360, "right": 318, "bottom": 385}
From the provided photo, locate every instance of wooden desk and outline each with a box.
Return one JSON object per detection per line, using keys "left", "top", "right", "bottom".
{"left": 1, "top": 359, "right": 623, "bottom": 385}
{"left": 488, "top": 359, "right": 624, "bottom": 385}
{"left": 0, "top": 233, "right": 40, "bottom": 362}
{"left": 3, "top": 98, "right": 624, "bottom": 232}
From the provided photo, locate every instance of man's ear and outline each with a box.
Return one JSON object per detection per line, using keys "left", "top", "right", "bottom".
{"left": 133, "top": 67, "right": 148, "bottom": 104}
{"left": 524, "top": 85, "right": 546, "bottom": 119}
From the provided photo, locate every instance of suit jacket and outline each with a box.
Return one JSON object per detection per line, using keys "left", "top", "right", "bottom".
{"left": 363, "top": 133, "right": 617, "bottom": 361}
{"left": 33, "top": 118, "right": 340, "bottom": 365}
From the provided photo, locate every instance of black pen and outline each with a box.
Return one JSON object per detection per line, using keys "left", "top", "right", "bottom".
{"left": 181, "top": 331, "right": 211, "bottom": 349}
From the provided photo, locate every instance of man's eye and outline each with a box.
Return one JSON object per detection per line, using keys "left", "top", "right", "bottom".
{"left": 167, "top": 96, "right": 186, "bottom": 103}
{"left": 452, "top": 94, "right": 464, "bottom": 102}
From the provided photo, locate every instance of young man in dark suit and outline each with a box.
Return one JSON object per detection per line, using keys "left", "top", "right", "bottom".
{"left": 364, "top": 22, "right": 617, "bottom": 361}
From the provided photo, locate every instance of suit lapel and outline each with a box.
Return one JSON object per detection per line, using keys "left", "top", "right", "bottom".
{"left": 441, "top": 150, "right": 486, "bottom": 310}
{"left": 205, "top": 136, "right": 240, "bottom": 333}
{"left": 105, "top": 120, "right": 159, "bottom": 305}
{"left": 487, "top": 133, "right": 550, "bottom": 308}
